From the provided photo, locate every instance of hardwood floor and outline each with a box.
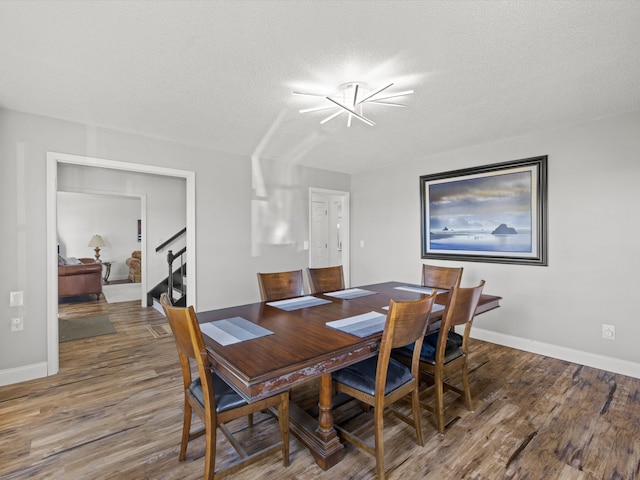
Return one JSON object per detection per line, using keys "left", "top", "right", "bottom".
{"left": 1, "top": 298, "right": 639, "bottom": 479}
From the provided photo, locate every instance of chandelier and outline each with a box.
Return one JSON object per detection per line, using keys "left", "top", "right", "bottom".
{"left": 293, "top": 82, "right": 414, "bottom": 127}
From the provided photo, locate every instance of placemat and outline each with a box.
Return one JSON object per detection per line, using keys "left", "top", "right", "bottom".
{"left": 200, "top": 316, "right": 273, "bottom": 346}
{"left": 324, "top": 288, "right": 378, "bottom": 300}
{"left": 394, "top": 285, "right": 448, "bottom": 295}
{"left": 267, "top": 295, "right": 332, "bottom": 311}
{"left": 326, "top": 311, "right": 387, "bottom": 338}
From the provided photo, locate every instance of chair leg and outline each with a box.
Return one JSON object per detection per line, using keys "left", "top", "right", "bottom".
{"left": 179, "top": 400, "right": 192, "bottom": 461}
{"left": 461, "top": 361, "right": 473, "bottom": 411}
{"left": 374, "top": 406, "right": 386, "bottom": 480}
{"left": 248, "top": 413, "right": 254, "bottom": 427}
{"left": 434, "top": 370, "right": 445, "bottom": 434}
{"left": 411, "top": 386, "right": 424, "bottom": 446}
{"left": 203, "top": 419, "right": 216, "bottom": 480}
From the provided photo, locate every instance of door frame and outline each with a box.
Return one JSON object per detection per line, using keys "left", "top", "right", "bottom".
{"left": 308, "top": 188, "right": 350, "bottom": 287}
{"left": 46, "top": 152, "right": 196, "bottom": 375}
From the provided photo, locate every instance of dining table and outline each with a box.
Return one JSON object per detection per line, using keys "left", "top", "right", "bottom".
{"left": 197, "top": 281, "right": 501, "bottom": 470}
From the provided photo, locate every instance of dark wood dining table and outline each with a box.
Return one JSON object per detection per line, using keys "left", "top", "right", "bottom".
{"left": 197, "top": 281, "right": 501, "bottom": 470}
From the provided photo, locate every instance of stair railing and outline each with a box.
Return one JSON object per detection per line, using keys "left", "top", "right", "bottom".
{"left": 167, "top": 246, "right": 187, "bottom": 304}
{"left": 156, "top": 227, "right": 186, "bottom": 252}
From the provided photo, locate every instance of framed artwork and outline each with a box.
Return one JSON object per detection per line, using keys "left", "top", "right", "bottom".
{"left": 137, "top": 219, "right": 141, "bottom": 242}
{"left": 421, "top": 155, "right": 547, "bottom": 266}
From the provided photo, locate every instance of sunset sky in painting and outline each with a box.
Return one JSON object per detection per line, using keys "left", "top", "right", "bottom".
{"left": 428, "top": 171, "right": 532, "bottom": 232}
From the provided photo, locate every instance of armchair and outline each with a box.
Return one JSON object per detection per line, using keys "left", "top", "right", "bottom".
{"left": 126, "top": 250, "right": 142, "bottom": 283}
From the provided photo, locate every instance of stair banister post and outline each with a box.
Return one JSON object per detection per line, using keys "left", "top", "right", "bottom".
{"left": 167, "top": 250, "right": 174, "bottom": 303}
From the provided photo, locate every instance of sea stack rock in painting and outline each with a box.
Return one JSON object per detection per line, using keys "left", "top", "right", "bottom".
{"left": 491, "top": 223, "right": 517, "bottom": 234}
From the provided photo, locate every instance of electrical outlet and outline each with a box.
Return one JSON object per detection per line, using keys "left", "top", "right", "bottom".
{"left": 602, "top": 324, "right": 615, "bottom": 340}
{"left": 11, "top": 317, "right": 24, "bottom": 332}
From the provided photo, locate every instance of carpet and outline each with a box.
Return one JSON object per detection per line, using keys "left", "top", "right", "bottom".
{"left": 102, "top": 283, "right": 142, "bottom": 303}
{"left": 59, "top": 316, "right": 116, "bottom": 342}
{"left": 147, "top": 323, "right": 172, "bottom": 339}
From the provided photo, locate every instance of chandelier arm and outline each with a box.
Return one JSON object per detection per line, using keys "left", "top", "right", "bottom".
{"left": 356, "top": 83, "right": 394, "bottom": 105}
{"left": 292, "top": 91, "right": 330, "bottom": 97}
{"left": 325, "top": 97, "right": 376, "bottom": 126}
{"left": 366, "top": 101, "right": 407, "bottom": 107}
{"left": 320, "top": 110, "right": 344, "bottom": 124}
{"left": 299, "top": 105, "right": 341, "bottom": 113}
{"left": 363, "top": 90, "right": 414, "bottom": 102}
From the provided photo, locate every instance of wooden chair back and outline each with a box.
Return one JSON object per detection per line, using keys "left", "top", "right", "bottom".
{"left": 257, "top": 270, "right": 304, "bottom": 301}
{"left": 437, "top": 280, "right": 485, "bottom": 358}
{"left": 307, "top": 265, "right": 345, "bottom": 294}
{"left": 421, "top": 264, "right": 463, "bottom": 290}
{"left": 160, "top": 293, "right": 213, "bottom": 407}
{"left": 376, "top": 292, "right": 437, "bottom": 395}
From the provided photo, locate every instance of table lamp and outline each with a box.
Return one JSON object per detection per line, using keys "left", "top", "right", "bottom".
{"left": 88, "top": 234, "right": 105, "bottom": 262}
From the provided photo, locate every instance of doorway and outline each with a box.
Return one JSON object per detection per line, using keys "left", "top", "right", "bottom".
{"left": 309, "top": 188, "right": 350, "bottom": 287}
{"left": 46, "top": 152, "right": 196, "bottom": 376}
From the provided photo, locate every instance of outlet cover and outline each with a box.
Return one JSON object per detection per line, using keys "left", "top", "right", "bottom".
{"left": 11, "top": 317, "right": 24, "bottom": 332}
{"left": 602, "top": 324, "right": 615, "bottom": 340}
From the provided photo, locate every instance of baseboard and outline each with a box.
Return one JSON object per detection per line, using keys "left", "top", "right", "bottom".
{"left": 0, "top": 362, "right": 48, "bottom": 387}
{"left": 471, "top": 327, "right": 640, "bottom": 379}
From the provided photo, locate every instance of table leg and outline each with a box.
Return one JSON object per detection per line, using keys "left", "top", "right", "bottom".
{"left": 103, "top": 262, "right": 112, "bottom": 282}
{"left": 288, "top": 373, "right": 343, "bottom": 470}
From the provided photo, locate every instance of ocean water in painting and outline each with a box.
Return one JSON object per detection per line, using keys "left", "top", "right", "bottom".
{"left": 429, "top": 229, "right": 532, "bottom": 252}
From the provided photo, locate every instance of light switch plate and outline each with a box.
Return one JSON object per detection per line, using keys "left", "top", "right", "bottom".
{"left": 10, "top": 291, "right": 23, "bottom": 307}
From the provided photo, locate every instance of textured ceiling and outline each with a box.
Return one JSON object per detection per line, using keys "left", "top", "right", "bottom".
{"left": 1, "top": 1, "right": 639, "bottom": 174}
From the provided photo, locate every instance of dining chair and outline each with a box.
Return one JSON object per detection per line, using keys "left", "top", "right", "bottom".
{"left": 257, "top": 269, "right": 304, "bottom": 301}
{"left": 331, "top": 293, "right": 437, "bottom": 480}
{"left": 421, "top": 264, "right": 463, "bottom": 290}
{"left": 307, "top": 265, "right": 345, "bottom": 294}
{"left": 159, "top": 293, "right": 290, "bottom": 479}
{"left": 394, "top": 280, "right": 485, "bottom": 434}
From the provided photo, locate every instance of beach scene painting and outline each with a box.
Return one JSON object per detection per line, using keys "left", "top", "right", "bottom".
{"left": 421, "top": 156, "right": 547, "bottom": 265}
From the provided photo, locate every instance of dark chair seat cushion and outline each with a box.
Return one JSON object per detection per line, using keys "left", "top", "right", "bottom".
{"left": 332, "top": 356, "right": 413, "bottom": 396}
{"left": 394, "top": 331, "right": 464, "bottom": 365}
{"left": 189, "top": 372, "right": 247, "bottom": 413}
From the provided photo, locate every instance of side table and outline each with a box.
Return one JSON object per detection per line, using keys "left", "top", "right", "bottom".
{"left": 100, "top": 260, "right": 116, "bottom": 283}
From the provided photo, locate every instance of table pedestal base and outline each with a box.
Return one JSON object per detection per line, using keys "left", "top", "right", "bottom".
{"left": 289, "top": 403, "right": 344, "bottom": 470}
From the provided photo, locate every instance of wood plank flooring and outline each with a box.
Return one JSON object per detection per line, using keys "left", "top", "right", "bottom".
{"left": 1, "top": 297, "right": 639, "bottom": 479}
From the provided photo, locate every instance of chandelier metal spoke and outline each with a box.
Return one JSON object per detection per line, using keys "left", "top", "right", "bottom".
{"left": 293, "top": 81, "right": 413, "bottom": 127}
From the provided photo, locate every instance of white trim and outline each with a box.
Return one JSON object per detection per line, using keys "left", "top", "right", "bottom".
{"left": 471, "top": 327, "right": 640, "bottom": 379}
{"left": 46, "top": 152, "right": 196, "bottom": 379}
{"left": 0, "top": 362, "right": 48, "bottom": 387}
{"left": 308, "top": 187, "right": 351, "bottom": 287}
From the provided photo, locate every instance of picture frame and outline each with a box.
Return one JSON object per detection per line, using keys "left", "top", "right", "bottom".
{"left": 421, "top": 155, "right": 547, "bottom": 266}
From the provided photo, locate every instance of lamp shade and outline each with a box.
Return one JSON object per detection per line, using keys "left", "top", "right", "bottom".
{"left": 88, "top": 235, "right": 105, "bottom": 248}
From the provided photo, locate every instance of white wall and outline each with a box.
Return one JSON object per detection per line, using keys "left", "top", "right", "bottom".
{"left": 0, "top": 108, "right": 350, "bottom": 384}
{"left": 350, "top": 110, "right": 640, "bottom": 375}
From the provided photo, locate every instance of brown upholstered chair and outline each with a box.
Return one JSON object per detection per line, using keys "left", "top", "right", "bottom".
{"left": 58, "top": 257, "right": 103, "bottom": 299}
{"left": 394, "top": 281, "right": 485, "bottom": 434}
{"left": 421, "top": 264, "right": 463, "bottom": 291}
{"left": 159, "top": 293, "right": 290, "bottom": 479}
{"left": 307, "top": 265, "right": 345, "bottom": 294}
{"left": 126, "top": 250, "right": 141, "bottom": 283}
{"left": 257, "top": 270, "right": 304, "bottom": 302}
{"left": 331, "top": 293, "right": 437, "bottom": 480}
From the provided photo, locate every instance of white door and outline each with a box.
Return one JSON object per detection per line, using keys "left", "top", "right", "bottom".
{"left": 311, "top": 199, "right": 329, "bottom": 267}
{"left": 309, "top": 188, "right": 350, "bottom": 287}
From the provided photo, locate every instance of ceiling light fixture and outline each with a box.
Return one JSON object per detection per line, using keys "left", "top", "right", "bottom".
{"left": 293, "top": 82, "right": 414, "bottom": 127}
